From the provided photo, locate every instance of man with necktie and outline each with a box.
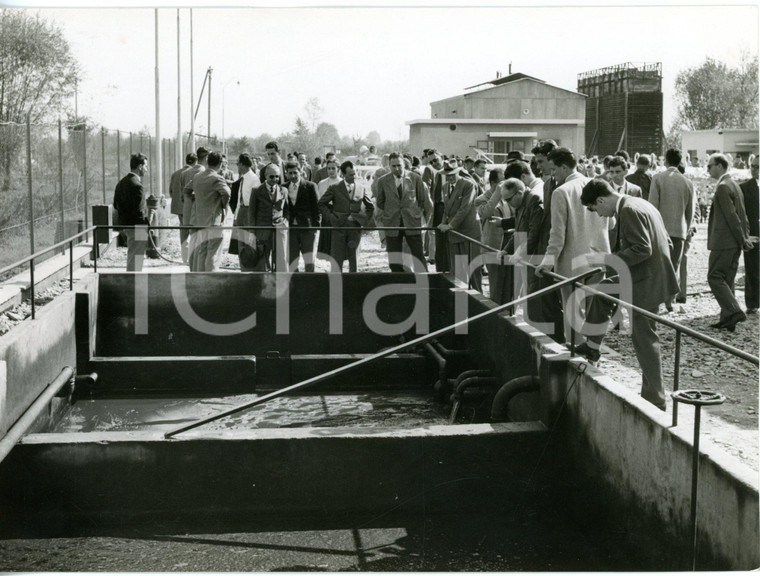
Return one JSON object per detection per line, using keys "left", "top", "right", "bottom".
{"left": 249, "top": 164, "right": 289, "bottom": 272}
{"left": 285, "top": 161, "right": 320, "bottom": 272}
{"left": 607, "top": 156, "right": 642, "bottom": 198}
{"left": 740, "top": 158, "right": 759, "bottom": 313}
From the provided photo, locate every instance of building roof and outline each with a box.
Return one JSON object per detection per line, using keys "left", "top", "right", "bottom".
{"left": 464, "top": 72, "right": 544, "bottom": 91}
{"left": 406, "top": 118, "right": 584, "bottom": 126}
{"left": 682, "top": 128, "right": 759, "bottom": 134}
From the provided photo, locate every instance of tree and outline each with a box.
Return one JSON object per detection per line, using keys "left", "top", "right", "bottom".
{"left": 673, "top": 56, "right": 759, "bottom": 131}
{"left": 304, "top": 97, "right": 323, "bottom": 132}
{"left": 0, "top": 10, "right": 80, "bottom": 191}
{"left": 366, "top": 131, "right": 382, "bottom": 147}
{"left": 315, "top": 122, "right": 340, "bottom": 146}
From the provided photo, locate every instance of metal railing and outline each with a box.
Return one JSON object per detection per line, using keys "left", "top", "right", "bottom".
{"left": 449, "top": 229, "right": 760, "bottom": 427}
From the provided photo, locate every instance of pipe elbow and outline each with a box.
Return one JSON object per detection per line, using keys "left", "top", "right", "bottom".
{"left": 491, "top": 375, "right": 540, "bottom": 422}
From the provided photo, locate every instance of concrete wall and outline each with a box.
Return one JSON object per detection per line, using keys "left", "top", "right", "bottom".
{"left": 682, "top": 129, "right": 759, "bottom": 161}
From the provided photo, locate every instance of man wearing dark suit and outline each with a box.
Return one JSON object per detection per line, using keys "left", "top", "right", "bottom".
{"left": 318, "top": 161, "right": 375, "bottom": 273}
{"left": 375, "top": 152, "right": 432, "bottom": 272}
{"left": 707, "top": 153, "right": 752, "bottom": 330}
{"left": 113, "top": 153, "right": 149, "bottom": 272}
{"left": 437, "top": 160, "right": 482, "bottom": 291}
{"left": 428, "top": 152, "right": 449, "bottom": 272}
{"left": 249, "top": 163, "right": 289, "bottom": 272}
{"left": 576, "top": 179, "right": 679, "bottom": 411}
{"left": 626, "top": 155, "right": 652, "bottom": 201}
{"left": 284, "top": 161, "right": 320, "bottom": 272}
{"left": 740, "top": 158, "right": 759, "bottom": 313}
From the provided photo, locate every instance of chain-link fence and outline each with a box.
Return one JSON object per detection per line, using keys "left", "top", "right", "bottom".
{"left": 0, "top": 118, "right": 212, "bottom": 275}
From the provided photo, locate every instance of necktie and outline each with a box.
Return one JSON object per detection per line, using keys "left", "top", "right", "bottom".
{"left": 397, "top": 184, "right": 403, "bottom": 199}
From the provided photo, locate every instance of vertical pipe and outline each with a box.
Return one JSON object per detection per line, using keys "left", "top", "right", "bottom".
{"left": 207, "top": 67, "right": 212, "bottom": 144}
{"left": 148, "top": 135, "right": 153, "bottom": 196}
{"left": 101, "top": 127, "right": 106, "bottom": 204}
{"left": 177, "top": 8, "right": 182, "bottom": 166}
{"left": 58, "top": 119, "right": 64, "bottom": 242}
{"left": 155, "top": 8, "right": 163, "bottom": 200}
{"left": 116, "top": 129, "right": 121, "bottom": 178}
{"left": 26, "top": 116, "right": 35, "bottom": 320}
{"left": 690, "top": 405, "right": 702, "bottom": 571}
{"left": 673, "top": 330, "right": 682, "bottom": 427}
{"left": 189, "top": 8, "right": 195, "bottom": 151}
{"left": 83, "top": 123, "right": 89, "bottom": 232}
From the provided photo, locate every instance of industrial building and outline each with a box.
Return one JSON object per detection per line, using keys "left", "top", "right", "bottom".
{"left": 681, "top": 129, "right": 759, "bottom": 164}
{"left": 407, "top": 72, "right": 586, "bottom": 160}
{"left": 577, "top": 62, "right": 663, "bottom": 157}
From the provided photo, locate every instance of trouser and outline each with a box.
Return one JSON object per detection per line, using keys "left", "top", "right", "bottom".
{"left": 708, "top": 248, "right": 743, "bottom": 321}
{"left": 289, "top": 228, "right": 316, "bottom": 272}
{"left": 669, "top": 236, "right": 684, "bottom": 302}
{"left": 448, "top": 241, "right": 482, "bottom": 292}
{"left": 677, "top": 233, "right": 693, "bottom": 300}
{"left": 526, "top": 271, "right": 564, "bottom": 344}
{"left": 584, "top": 283, "right": 665, "bottom": 410}
{"left": 177, "top": 214, "right": 189, "bottom": 264}
{"left": 744, "top": 244, "right": 759, "bottom": 310}
{"left": 331, "top": 224, "right": 361, "bottom": 273}
{"left": 486, "top": 262, "right": 514, "bottom": 305}
{"left": 432, "top": 203, "right": 449, "bottom": 273}
{"left": 386, "top": 231, "right": 428, "bottom": 272}
{"left": 194, "top": 228, "right": 224, "bottom": 272}
{"left": 255, "top": 228, "right": 289, "bottom": 272}
{"left": 122, "top": 227, "right": 148, "bottom": 272}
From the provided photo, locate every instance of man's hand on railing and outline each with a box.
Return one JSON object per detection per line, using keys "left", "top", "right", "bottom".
{"left": 437, "top": 223, "right": 451, "bottom": 232}
{"left": 535, "top": 263, "right": 553, "bottom": 278}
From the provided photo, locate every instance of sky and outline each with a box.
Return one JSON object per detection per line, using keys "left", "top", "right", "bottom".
{"left": 6, "top": 3, "right": 759, "bottom": 144}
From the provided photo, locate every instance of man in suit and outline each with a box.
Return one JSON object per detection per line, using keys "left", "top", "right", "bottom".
{"left": 318, "top": 161, "right": 375, "bottom": 273}
{"left": 249, "top": 163, "right": 289, "bottom": 272}
{"left": 297, "top": 153, "right": 312, "bottom": 182}
{"left": 476, "top": 167, "right": 510, "bottom": 303}
{"left": 536, "top": 147, "right": 611, "bottom": 344}
{"left": 649, "top": 148, "right": 695, "bottom": 310}
{"left": 187, "top": 151, "right": 231, "bottom": 272}
{"left": 707, "top": 153, "right": 752, "bottom": 330}
{"left": 607, "top": 156, "right": 642, "bottom": 198}
{"left": 375, "top": 152, "right": 432, "bottom": 273}
{"left": 229, "top": 153, "right": 261, "bottom": 271}
{"left": 181, "top": 147, "right": 208, "bottom": 269}
{"left": 259, "top": 141, "right": 285, "bottom": 186}
{"left": 741, "top": 158, "right": 759, "bottom": 313}
{"left": 530, "top": 140, "right": 564, "bottom": 342}
{"left": 626, "top": 155, "right": 652, "bottom": 201}
{"left": 284, "top": 161, "right": 320, "bottom": 272}
{"left": 437, "top": 160, "right": 482, "bottom": 291}
{"left": 168, "top": 152, "right": 197, "bottom": 263}
{"left": 470, "top": 159, "right": 488, "bottom": 196}
{"left": 575, "top": 178, "right": 679, "bottom": 411}
{"left": 312, "top": 151, "right": 337, "bottom": 185}
{"left": 429, "top": 151, "right": 450, "bottom": 273}
{"left": 113, "top": 153, "right": 149, "bottom": 272}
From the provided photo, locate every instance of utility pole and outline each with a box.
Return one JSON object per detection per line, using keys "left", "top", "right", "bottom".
{"left": 207, "top": 67, "right": 213, "bottom": 145}
{"left": 189, "top": 8, "right": 195, "bottom": 151}
{"left": 176, "top": 8, "right": 182, "bottom": 164}
{"left": 155, "top": 9, "right": 162, "bottom": 198}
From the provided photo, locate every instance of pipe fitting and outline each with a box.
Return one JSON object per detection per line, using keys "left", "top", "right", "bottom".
{"left": 491, "top": 375, "right": 540, "bottom": 422}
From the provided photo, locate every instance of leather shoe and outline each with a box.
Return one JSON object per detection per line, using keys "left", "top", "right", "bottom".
{"left": 574, "top": 341, "right": 601, "bottom": 363}
{"left": 723, "top": 311, "right": 748, "bottom": 332}
{"left": 709, "top": 321, "right": 725, "bottom": 329}
{"left": 747, "top": 308, "right": 758, "bottom": 315}
{"left": 675, "top": 296, "right": 687, "bottom": 304}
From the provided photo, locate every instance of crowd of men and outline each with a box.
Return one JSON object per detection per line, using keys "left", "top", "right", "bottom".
{"left": 113, "top": 138, "right": 758, "bottom": 411}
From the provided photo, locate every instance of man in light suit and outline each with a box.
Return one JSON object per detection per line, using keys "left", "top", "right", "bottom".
{"left": 181, "top": 147, "right": 208, "bottom": 269}
{"left": 648, "top": 148, "right": 695, "bottom": 310}
{"left": 249, "top": 164, "right": 289, "bottom": 272}
{"left": 740, "top": 158, "right": 759, "bottom": 313}
{"left": 375, "top": 152, "right": 432, "bottom": 272}
{"left": 188, "top": 151, "right": 231, "bottom": 272}
{"left": 607, "top": 156, "right": 642, "bottom": 198}
{"left": 284, "top": 161, "right": 320, "bottom": 272}
{"left": 318, "top": 161, "right": 375, "bottom": 273}
{"left": 168, "top": 152, "right": 197, "bottom": 263}
{"left": 536, "top": 147, "right": 611, "bottom": 344}
{"left": 707, "top": 153, "right": 752, "bottom": 330}
{"left": 437, "top": 160, "right": 482, "bottom": 291}
{"left": 113, "top": 153, "right": 149, "bottom": 272}
{"left": 575, "top": 179, "right": 679, "bottom": 411}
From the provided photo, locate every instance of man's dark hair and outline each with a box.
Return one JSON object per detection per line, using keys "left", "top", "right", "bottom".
{"left": 474, "top": 158, "right": 487, "bottom": 169}
{"left": 314, "top": 157, "right": 322, "bottom": 166}
{"left": 602, "top": 155, "right": 614, "bottom": 169}
{"left": 238, "top": 153, "right": 252, "bottom": 168}
{"left": 284, "top": 160, "right": 300, "bottom": 172}
{"left": 185, "top": 153, "right": 198, "bottom": 165}
{"left": 710, "top": 153, "right": 729, "bottom": 170}
{"left": 531, "top": 139, "right": 557, "bottom": 157}
{"left": 488, "top": 167, "right": 505, "bottom": 184}
{"left": 422, "top": 148, "right": 430, "bottom": 157}
{"left": 326, "top": 159, "right": 338, "bottom": 168}
{"left": 207, "top": 152, "right": 222, "bottom": 168}
{"left": 265, "top": 141, "right": 280, "bottom": 152}
{"left": 427, "top": 148, "right": 439, "bottom": 157}
{"left": 608, "top": 156, "right": 628, "bottom": 170}
{"left": 548, "top": 147, "right": 577, "bottom": 169}
{"left": 340, "top": 160, "right": 354, "bottom": 174}
{"left": 505, "top": 160, "right": 533, "bottom": 180}
{"left": 665, "top": 148, "right": 683, "bottom": 167}
{"left": 581, "top": 178, "right": 615, "bottom": 206}
{"left": 130, "top": 153, "right": 148, "bottom": 171}
{"left": 325, "top": 152, "right": 336, "bottom": 161}
{"left": 614, "top": 150, "right": 630, "bottom": 162}
{"left": 388, "top": 152, "right": 402, "bottom": 162}
{"left": 530, "top": 157, "right": 540, "bottom": 177}
{"left": 636, "top": 155, "right": 651, "bottom": 167}
{"left": 463, "top": 157, "right": 474, "bottom": 167}
{"left": 412, "top": 156, "right": 421, "bottom": 168}
{"left": 196, "top": 147, "right": 209, "bottom": 162}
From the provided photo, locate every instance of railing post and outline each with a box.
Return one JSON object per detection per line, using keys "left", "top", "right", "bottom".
{"left": 69, "top": 239, "right": 74, "bottom": 290}
{"left": 673, "top": 329, "right": 682, "bottom": 427}
{"left": 93, "top": 229, "right": 99, "bottom": 274}
{"left": 26, "top": 115, "right": 36, "bottom": 320}
{"left": 101, "top": 127, "right": 106, "bottom": 204}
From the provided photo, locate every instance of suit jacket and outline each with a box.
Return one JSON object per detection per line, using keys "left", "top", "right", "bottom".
{"left": 318, "top": 180, "right": 374, "bottom": 227}
{"left": 539, "top": 171, "right": 611, "bottom": 277}
{"left": 191, "top": 168, "right": 231, "bottom": 227}
{"left": 613, "top": 196, "right": 679, "bottom": 310}
{"left": 181, "top": 164, "right": 206, "bottom": 226}
{"left": 229, "top": 178, "right": 242, "bottom": 215}
{"left": 113, "top": 173, "right": 148, "bottom": 226}
{"left": 649, "top": 167, "right": 695, "bottom": 239}
{"left": 443, "top": 176, "right": 481, "bottom": 243}
{"left": 475, "top": 186, "right": 512, "bottom": 249}
{"left": 505, "top": 189, "right": 544, "bottom": 255}
{"left": 375, "top": 170, "right": 432, "bottom": 237}
{"left": 626, "top": 170, "right": 652, "bottom": 201}
{"left": 614, "top": 180, "right": 642, "bottom": 198}
{"left": 249, "top": 183, "right": 290, "bottom": 243}
{"left": 708, "top": 174, "right": 750, "bottom": 250}
{"left": 286, "top": 180, "right": 320, "bottom": 228}
{"left": 169, "top": 165, "right": 190, "bottom": 216}
{"left": 740, "top": 177, "right": 759, "bottom": 236}
{"left": 537, "top": 176, "right": 557, "bottom": 254}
